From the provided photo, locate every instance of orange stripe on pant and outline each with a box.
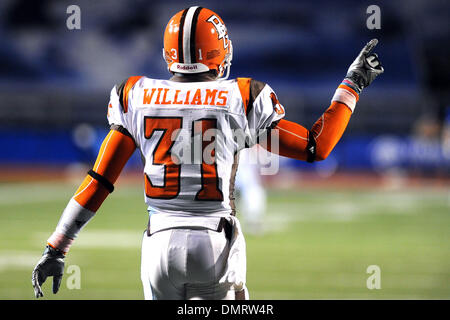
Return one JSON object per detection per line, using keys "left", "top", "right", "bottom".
{"left": 264, "top": 101, "right": 352, "bottom": 161}
{"left": 74, "top": 129, "right": 136, "bottom": 212}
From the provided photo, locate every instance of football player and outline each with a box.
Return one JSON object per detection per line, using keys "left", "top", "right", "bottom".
{"left": 32, "top": 6, "right": 383, "bottom": 300}
{"left": 235, "top": 146, "right": 267, "bottom": 234}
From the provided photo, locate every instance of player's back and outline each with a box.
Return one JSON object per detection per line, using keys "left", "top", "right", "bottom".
{"left": 107, "top": 76, "right": 284, "bottom": 217}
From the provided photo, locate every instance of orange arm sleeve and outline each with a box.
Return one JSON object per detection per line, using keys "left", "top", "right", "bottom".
{"left": 73, "top": 129, "right": 136, "bottom": 212}
{"left": 264, "top": 101, "right": 352, "bottom": 161}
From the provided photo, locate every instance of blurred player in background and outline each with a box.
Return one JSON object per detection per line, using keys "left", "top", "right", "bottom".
{"left": 235, "top": 146, "right": 267, "bottom": 235}
{"left": 32, "top": 6, "right": 383, "bottom": 300}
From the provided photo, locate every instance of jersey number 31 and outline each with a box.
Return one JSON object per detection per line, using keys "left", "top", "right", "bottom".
{"left": 144, "top": 116, "right": 224, "bottom": 201}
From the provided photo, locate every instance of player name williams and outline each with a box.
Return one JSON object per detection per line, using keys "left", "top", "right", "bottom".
{"left": 177, "top": 304, "right": 274, "bottom": 317}
{"left": 142, "top": 87, "right": 228, "bottom": 106}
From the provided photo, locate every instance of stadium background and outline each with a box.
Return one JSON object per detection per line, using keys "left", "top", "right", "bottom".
{"left": 0, "top": 0, "right": 448, "bottom": 299}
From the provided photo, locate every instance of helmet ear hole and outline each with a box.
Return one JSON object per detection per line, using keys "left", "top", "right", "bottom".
{"left": 162, "top": 49, "right": 172, "bottom": 65}
{"left": 162, "top": 49, "right": 168, "bottom": 64}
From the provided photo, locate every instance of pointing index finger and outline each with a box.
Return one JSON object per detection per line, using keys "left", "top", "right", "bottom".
{"left": 361, "top": 38, "right": 378, "bottom": 55}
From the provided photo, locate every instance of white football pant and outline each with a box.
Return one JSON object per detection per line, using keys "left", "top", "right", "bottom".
{"left": 141, "top": 227, "right": 248, "bottom": 300}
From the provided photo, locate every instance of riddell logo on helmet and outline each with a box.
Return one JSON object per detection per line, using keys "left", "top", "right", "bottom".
{"left": 177, "top": 65, "right": 198, "bottom": 70}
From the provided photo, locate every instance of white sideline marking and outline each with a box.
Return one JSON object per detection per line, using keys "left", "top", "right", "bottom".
{"left": 34, "top": 230, "right": 142, "bottom": 249}
{"left": 0, "top": 251, "right": 40, "bottom": 272}
{"left": 0, "top": 184, "right": 71, "bottom": 205}
{"left": 0, "top": 183, "right": 140, "bottom": 206}
{"left": 259, "top": 192, "right": 436, "bottom": 233}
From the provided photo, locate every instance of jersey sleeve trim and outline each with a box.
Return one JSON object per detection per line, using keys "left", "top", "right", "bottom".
{"left": 115, "top": 76, "right": 143, "bottom": 113}
{"left": 236, "top": 77, "right": 267, "bottom": 117}
{"left": 110, "top": 124, "right": 136, "bottom": 144}
{"left": 236, "top": 77, "right": 251, "bottom": 115}
{"left": 247, "top": 79, "right": 266, "bottom": 117}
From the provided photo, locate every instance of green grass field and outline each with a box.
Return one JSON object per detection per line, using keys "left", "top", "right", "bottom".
{"left": 0, "top": 180, "right": 449, "bottom": 299}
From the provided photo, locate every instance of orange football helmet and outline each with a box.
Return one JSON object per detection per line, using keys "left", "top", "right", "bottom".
{"left": 163, "top": 7, "right": 233, "bottom": 79}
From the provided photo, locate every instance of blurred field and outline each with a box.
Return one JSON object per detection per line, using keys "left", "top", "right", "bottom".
{"left": 0, "top": 178, "right": 449, "bottom": 300}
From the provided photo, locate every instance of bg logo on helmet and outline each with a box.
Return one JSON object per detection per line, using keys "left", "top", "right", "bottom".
{"left": 207, "top": 15, "right": 229, "bottom": 49}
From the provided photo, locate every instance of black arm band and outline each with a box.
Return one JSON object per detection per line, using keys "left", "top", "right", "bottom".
{"left": 306, "top": 131, "right": 316, "bottom": 163}
{"left": 87, "top": 169, "right": 114, "bottom": 193}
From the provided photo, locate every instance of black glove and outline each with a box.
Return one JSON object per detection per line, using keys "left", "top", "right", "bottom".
{"left": 345, "top": 38, "right": 384, "bottom": 93}
{"left": 31, "top": 245, "right": 65, "bottom": 298}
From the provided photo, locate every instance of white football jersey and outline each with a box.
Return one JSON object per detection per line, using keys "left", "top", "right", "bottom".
{"left": 107, "top": 76, "right": 285, "bottom": 216}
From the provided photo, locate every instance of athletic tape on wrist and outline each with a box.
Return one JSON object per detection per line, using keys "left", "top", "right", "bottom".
{"left": 47, "top": 233, "right": 73, "bottom": 254}
{"left": 332, "top": 85, "right": 358, "bottom": 113}
{"left": 52, "top": 198, "right": 95, "bottom": 239}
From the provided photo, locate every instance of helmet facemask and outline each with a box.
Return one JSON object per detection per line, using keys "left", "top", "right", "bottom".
{"left": 218, "top": 41, "right": 233, "bottom": 80}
